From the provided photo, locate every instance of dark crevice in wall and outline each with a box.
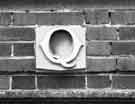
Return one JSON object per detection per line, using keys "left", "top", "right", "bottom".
{"left": 0, "top": 98, "right": 134, "bottom": 103}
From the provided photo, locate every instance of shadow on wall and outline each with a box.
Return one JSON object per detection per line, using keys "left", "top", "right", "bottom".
{"left": 1, "top": 0, "right": 135, "bottom": 9}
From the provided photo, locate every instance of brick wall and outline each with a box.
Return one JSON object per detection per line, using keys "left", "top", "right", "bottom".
{"left": 0, "top": 0, "right": 135, "bottom": 98}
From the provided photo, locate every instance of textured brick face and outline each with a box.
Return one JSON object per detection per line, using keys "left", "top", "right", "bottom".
{"left": 0, "top": 59, "right": 35, "bottom": 71}
{"left": 111, "top": 42, "right": 135, "bottom": 55}
{"left": 87, "top": 42, "right": 111, "bottom": 56}
{"left": 0, "top": 44, "right": 11, "bottom": 56}
{"left": 84, "top": 9, "right": 109, "bottom": 24}
{"left": 86, "top": 27, "right": 117, "bottom": 40}
{"left": 112, "top": 75, "right": 135, "bottom": 89}
{"left": 87, "top": 57, "right": 116, "bottom": 72}
{"left": 0, "top": 13, "right": 11, "bottom": 25}
{"left": 0, "top": 28, "right": 35, "bottom": 41}
{"left": 87, "top": 75, "right": 111, "bottom": 88}
{"left": 111, "top": 11, "right": 135, "bottom": 25}
{"left": 37, "top": 75, "right": 85, "bottom": 89}
{"left": 0, "top": 76, "right": 9, "bottom": 89}
{"left": 14, "top": 43, "right": 34, "bottom": 56}
{"left": 117, "top": 56, "right": 135, "bottom": 71}
{"left": 12, "top": 76, "right": 35, "bottom": 89}
{"left": 119, "top": 27, "right": 135, "bottom": 40}
{"left": 13, "top": 12, "right": 84, "bottom": 25}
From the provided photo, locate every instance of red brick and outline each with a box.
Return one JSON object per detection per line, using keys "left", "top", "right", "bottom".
{"left": 0, "top": 76, "right": 9, "bottom": 89}
{"left": 117, "top": 56, "right": 135, "bottom": 71}
{"left": 37, "top": 75, "right": 85, "bottom": 89}
{"left": 0, "top": 59, "right": 35, "bottom": 71}
{"left": 87, "top": 42, "right": 111, "bottom": 56}
{"left": 111, "top": 11, "right": 135, "bottom": 25}
{"left": 86, "top": 27, "right": 117, "bottom": 40}
{"left": 14, "top": 43, "right": 34, "bottom": 56}
{"left": 0, "top": 13, "right": 11, "bottom": 25}
{"left": 87, "top": 75, "right": 111, "bottom": 88}
{"left": 119, "top": 27, "right": 135, "bottom": 40}
{"left": 84, "top": 9, "right": 109, "bottom": 24}
{"left": 112, "top": 75, "right": 135, "bottom": 89}
{"left": 13, "top": 13, "right": 36, "bottom": 25}
{"left": 87, "top": 57, "right": 116, "bottom": 72}
{"left": 0, "top": 44, "right": 11, "bottom": 56}
{"left": 0, "top": 28, "right": 35, "bottom": 41}
{"left": 36, "top": 12, "right": 84, "bottom": 25}
{"left": 111, "top": 42, "right": 135, "bottom": 55}
{"left": 12, "top": 76, "right": 35, "bottom": 89}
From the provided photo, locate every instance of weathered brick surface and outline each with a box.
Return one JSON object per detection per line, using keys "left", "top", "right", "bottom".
{"left": 0, "top": 44, "right": 11, "bottom": 56}
{"left": 87, "top": 57, "right": 116, "bottom": 72}
{"left": 86, "top": 27, "right": 117, "bottom": 40}
{"left": 0, "top": 28, "right": 35, "bottom": 41}
{"left": 119, "top": 27, "right": 135, "bottom": 40}
{"left": 0, "top": 13, "right": 11, "bottom": 25}
{"left": 12, "top": 76, "right": 35, "bottom": 89}
{"left": 111, "top": 11, "right": 135, "bottom": 25}
{"left": 37, "top": 12, "right": 84, "bottom": 25}
{"left": 13, "top": 12, "right": 84, "bottom": 25}
{"left": 111, "top": 42, "right": 135, "bottom": 55}
{"left": 84, "top": 9, "right": 109, "bottom": 24}
{"left": 87, "top": 75, "right": 111, "bottom": 88}
{"left": 14, "top": 43, "right": 34, "bottom": 56}
{"left": 0, "top": 59, "right": 35, "bottom": 71}
{"left": 13, "top": 13, "right": 36, "bottom": 25}
{"left": 37, "top": 75, "right": 85, "bottom": 89}
{"left": 117, "top": 56, "right": 135, "bottom": 71}
{"left": 0, "top": 76, "right": 9, "bottom": 89}
{"left": 87, "top": 42, "right": 111, "bottom": 56}
{"left": 112, "top": 75, "right": 135, "bottom": 89}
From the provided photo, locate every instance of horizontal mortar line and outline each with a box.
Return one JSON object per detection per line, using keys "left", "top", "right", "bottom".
{"left": 3, "top": 89, "right": 135, "bottom": 96}
{"left": 0, "top": 41, "right": 35, "bottom": 43}
{"left": 0, "top": 56, "right": 35, "bottom": 60}
{"left": 2, "top": 89, "right": 133, "bottom": 92}
{"left": 87, "top": 56, "right": 118, "bottom": 59}
{"left": 84, "top": 24, "right": 135, "bottom": 28}
{"left": 111, "top": 74, "right": 135, "bottom": 76}
{"left": 87, "top": 40, "right": 135, "bottom": 42}
{"left": 0, "top": 9, "right": 82, "bottom": 13}
{"left": 0, "top": 25, "right": 37, "bottom": 28}
{"left": 0, "top": 25, "right": 85, "bottom": 28}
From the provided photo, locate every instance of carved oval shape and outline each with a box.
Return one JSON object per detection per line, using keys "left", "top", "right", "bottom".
{"left": 49, "top": 30, "right": 73, "bottom": 60}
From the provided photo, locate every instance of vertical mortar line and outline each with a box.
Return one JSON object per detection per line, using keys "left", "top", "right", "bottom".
{"left": 85, "top": 71, "right": 88, "bottom": 89}
{"left": 11, "top": 43, "right": 14, "bottom": 56}
{"left": 9, "top": 76, "right": 12, "bottom": 90}
{"left": 35, "top": 75, "right": 38, "bottom": 90}
{"left": 109, "top": 73, "right": 113, "bottom": 89}
{"left": 10, "top": 12, "right": 14, "bottom": 25}
{"left": 108, "top": 9, "right": 112, "bottom": 25}
{"left": 116, "top": 26, "right": 120, "bottom": 40}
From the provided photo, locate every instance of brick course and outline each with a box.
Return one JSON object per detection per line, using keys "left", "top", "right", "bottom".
{"left": 87, "top": 41, "right": 111, "bottom": 56}
{"left": 0, "top": 59, "right": 35, "bottom": 71}
{"left": 87, "top": 57, "right": 116, "bottom": 72}
{"left": 84, "top": 9, "right": 109, "bottom": 24}
{"left": 12, "top": 76, "right": 35, "bottom": 89}
{"left": 37, "top": 75, "right": 85, "bottom": 89}
{"left": 112, "top": 75, "right": 135, "bottom": 89}
{"left": 87, "top": 75, "right": 111, "bottom": 88}
{"left": 111, "top": 42, "right": 135, "bottom": 55}
{"left": 14, "top": 43, "right": 34, "bottom": 56}
{"left": 0, "top": 28, "right": 35, "bottom": 41}
{"left": 86, "top": 27, "right": 117, "bottom": 40}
